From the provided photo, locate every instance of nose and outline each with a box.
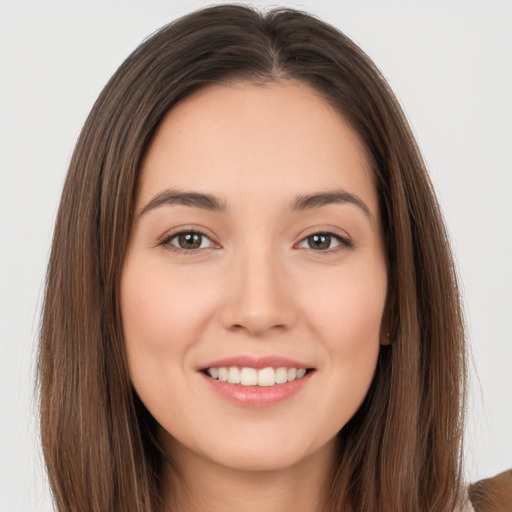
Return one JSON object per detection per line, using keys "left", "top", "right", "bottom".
{"left": 220, "top": 247, "right": 296, "bottom": 336}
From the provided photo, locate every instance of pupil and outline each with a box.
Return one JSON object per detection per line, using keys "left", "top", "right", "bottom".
{"left": 310, "top": 234, "right": 330, "bottom": 250}
{"left": 179, "top": 233, "right": 201, "bottom": 249}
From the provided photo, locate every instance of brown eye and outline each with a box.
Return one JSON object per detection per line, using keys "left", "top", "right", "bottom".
{"left": 297, "top": 232, "right": 352, "bottom": 251}
{"left": 164, "top": 231, "right": 214, "bottom": 251}
{"left": 307, "top": 234, "right": 332, "bottom": 250}
{"left": 178, "top": 233, "right": 201, "bottom": 249}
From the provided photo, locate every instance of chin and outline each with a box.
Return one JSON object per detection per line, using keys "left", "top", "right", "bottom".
{"left": 181, "top": 426, "right": 336, "bottom": 475}
{"left": 208, "top": 445, "right": 310, "bottom": 473}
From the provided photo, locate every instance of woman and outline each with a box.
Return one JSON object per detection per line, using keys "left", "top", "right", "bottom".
{"left": 38, "top": 5, "right": 470, "bottom": 511}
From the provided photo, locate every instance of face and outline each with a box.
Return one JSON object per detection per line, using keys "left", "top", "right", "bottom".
{"left": 120, "top": 81, "right": 388, "bottom": 475}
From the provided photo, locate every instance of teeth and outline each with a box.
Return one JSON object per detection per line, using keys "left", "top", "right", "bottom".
{"left": 275, "top": 367, "right": 288, "bottom": 384}
{"left": 257, "top": 367, "right": 275, "bottom": 387}
{"left": 218, "top": 367, "right": 228, "bottom": 382}
{"left": 240, "top": 367, "right": 257, "bottom": 386}
{"left": 206, "top": 366, "right": 309, "bottom": 386}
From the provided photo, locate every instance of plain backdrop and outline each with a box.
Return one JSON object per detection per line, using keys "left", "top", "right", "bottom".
{"left": 1, "top": 1, "right": 511, "bottom": 510}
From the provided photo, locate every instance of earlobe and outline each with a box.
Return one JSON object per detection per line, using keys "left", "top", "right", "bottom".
{"left": 380, "top": 302, "right": 392, "bottom": 345}
{"left": 380, "top": 297, "right": 393, "bottom": 345}
{"left": 380, "top": 331, "right": 392, "bottom": 346}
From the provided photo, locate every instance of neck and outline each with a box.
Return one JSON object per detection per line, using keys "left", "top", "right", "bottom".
{"left": 159, "top": 437, "right": 337, "bottom": 512}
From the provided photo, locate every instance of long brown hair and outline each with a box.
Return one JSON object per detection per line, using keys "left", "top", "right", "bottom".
{"left": 38, "top": 4, "right": 466, "bottom": 511}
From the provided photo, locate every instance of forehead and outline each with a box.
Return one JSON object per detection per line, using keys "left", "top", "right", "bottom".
{"left": 138, "top": 80, "right": 377, "bottom": 215}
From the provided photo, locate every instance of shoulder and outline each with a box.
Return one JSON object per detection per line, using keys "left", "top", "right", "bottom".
{"left": 468, "top": 469, "right": 512, "bottom": 512}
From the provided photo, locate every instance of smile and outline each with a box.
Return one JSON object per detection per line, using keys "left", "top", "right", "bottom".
{"left": 206, "top": 366, "right": 308, "bottom": 387}
{"left": 200, "top": 357, "right": 315, "bottom": 406}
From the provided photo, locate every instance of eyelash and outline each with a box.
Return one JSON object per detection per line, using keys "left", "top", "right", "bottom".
{"left": 158, "top": 230, "right": 353, "bottom": 254}
{"left": 158, "top": 230, "right": 216, "bottom": 254}
{"left": 297, "top": 232, "right": 353, "bottom": 252}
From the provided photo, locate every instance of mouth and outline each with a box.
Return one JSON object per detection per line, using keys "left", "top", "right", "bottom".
{"left": 198, "top": 356, "right": 316, "bottom": 406}
{"left": 202, "top": 366, "right": 313, "bottom": 387}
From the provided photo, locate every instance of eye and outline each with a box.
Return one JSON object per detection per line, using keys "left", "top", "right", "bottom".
{"left": 297, "top": 232, "right": 352, "bottom": 251}
{"left": 161, "top": 231, "right": 215, "bottom": 252}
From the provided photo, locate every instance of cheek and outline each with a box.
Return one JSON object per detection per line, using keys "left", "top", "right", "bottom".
{"left": 321, "top": 289, "right": 382, "bottom": 378}
{"left": 303, "top": 263, "right": 387, "bottom": 348}
{"left": 299, "top": 262, "right": 386, "bottom": 415}
{"left": 119, "top": 258, "right": 216, "bottom": 388}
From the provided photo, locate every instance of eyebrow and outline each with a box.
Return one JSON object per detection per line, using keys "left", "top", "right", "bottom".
{"left": 139, "top": 190, "right": 227, "bottom": 217}
{"left": 290, "top": 190, "right": 372, "bottom": 219}
{"left": 139, "top": 188, "right": 371, "bottom": 219}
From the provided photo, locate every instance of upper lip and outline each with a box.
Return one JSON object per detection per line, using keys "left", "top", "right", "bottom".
{"left": 198, "top": 355, "right": 314, "bottom": 371}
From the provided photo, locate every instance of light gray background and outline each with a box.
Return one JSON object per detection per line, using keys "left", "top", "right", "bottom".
{"left": 1, "top": 1, "right": 511, "bottom": 510}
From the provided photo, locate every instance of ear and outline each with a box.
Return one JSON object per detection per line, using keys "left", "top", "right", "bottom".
{"left": 380, "top": 302, "right": 392, "bottom": 346}
{"left": 380, "top": 329, "right": 392, "bottom": 345}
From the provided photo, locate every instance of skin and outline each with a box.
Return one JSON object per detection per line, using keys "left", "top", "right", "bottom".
{"left": 120, "top": 80, "right": 389, "bottom": 512}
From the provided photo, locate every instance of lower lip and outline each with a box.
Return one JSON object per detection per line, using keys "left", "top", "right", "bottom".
{"left": 200, "top": 371, "right": 313, "bottom": 407}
